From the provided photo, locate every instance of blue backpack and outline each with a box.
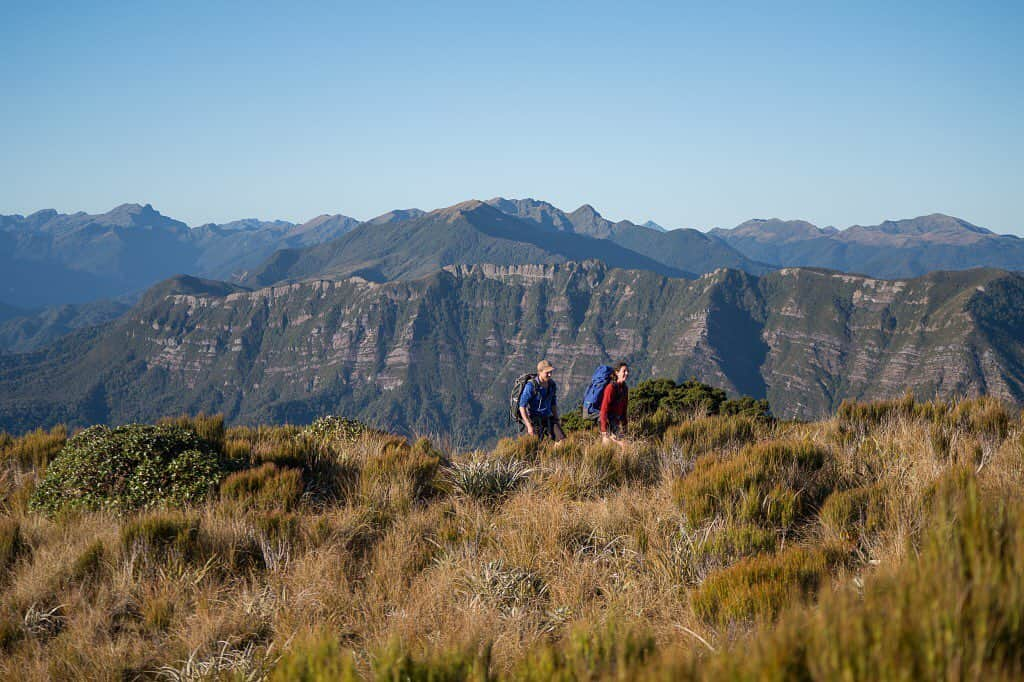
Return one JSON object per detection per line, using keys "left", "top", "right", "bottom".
{"left": 582, "top": 365, "right": 615, "bottom": 417}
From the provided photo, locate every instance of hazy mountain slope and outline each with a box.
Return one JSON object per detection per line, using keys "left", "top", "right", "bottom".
{"left": 243, "top": 201, "right": 693, "bottom": 287}
{"left": 191, "top": 214, "right": 359, "bottom": 278}
{"left": 713, "top": 215, "right": 1024, "bottom": 278}
{"left": 2, "top": 263, "right": 1022, "bottom": 446}
{"left": 0, "top": 300, "right": 132, "bottom": 354}
{"left": 0, "top": 205, "right": 359, "bottom": 308}
{"left": 0, "top": 302, "right": 30, "bottom": 325}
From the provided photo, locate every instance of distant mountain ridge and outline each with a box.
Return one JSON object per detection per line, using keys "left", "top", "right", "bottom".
{"left": 0, "top": 204, "right": 359, "bottom": 308}
{"left": 483, "top": 198, "right": 768, "bottom": 276}
{"left": 5, "top": 199, "right": 1021, "bottom": 314}
{"left": 241, "top": 200, "right": 699, "bottom": 287}
{"left": 712, "top": 214, "right": 1024, "bottom": 278}
{"left": 2, "top": 262, "right": 1022, "bottom": 445}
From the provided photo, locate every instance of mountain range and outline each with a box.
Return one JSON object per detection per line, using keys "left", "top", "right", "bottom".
{"left": 0, "top": 203, "right": 359, "bottom": 308}
{"left": 2, "top": 262, "right": 1021, "bottom": 446}
{"left": 712, "top": 214, "right": 1024, "bottom": 278}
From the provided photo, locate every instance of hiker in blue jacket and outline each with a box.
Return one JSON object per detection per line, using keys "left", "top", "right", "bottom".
{"left": 519, "top": 359, "right": 566, "bottom": 442}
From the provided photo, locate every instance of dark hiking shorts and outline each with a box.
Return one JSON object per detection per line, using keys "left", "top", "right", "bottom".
{"left": 527, "top": 415, "right": 566, "bottom": 442}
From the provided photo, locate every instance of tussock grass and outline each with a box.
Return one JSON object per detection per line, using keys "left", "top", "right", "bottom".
{"left": 691, "top": 545, "right": 834, "bottom": 626}
{"left": 0, "top": 425, "right": 66, "bottom": 471}
{"left": 446, "top": 457, "right": 535, "bottom": 502}
{"left": 220, "top": 463, "right": 305, "bottom": 511}
{"left": 0, "top": 397, "right": 1022, "bottom": 679}
{"left": 674, "top": 439, "right": 834, "bottom": 531}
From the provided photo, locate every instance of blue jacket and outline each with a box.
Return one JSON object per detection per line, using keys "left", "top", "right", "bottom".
{"left": 519, "top": 378, "right": 557, "bottom": 417}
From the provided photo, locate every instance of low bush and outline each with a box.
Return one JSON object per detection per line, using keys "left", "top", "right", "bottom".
{"left": 675, "top": 440, "right": 833, "bottom": 531}
{"left": 29, "top": 424, "right": 224, "bottom": 514}
{"left": 691, "top": 546, "right": 831, "bottom": 626}
{"left": 631, "top": 408, "right": 676, "bottom": 440}
{"left": 491, "top": 435, "right": 544, "bottom": 463}
{"left": 560, "top": 404, "right": 596, "bottom": 433}
{"left": 819, "top": 484, "right": 889, "bottom": 542}
{"left": 300, "top": 415, "right": 371, "bottom": 453}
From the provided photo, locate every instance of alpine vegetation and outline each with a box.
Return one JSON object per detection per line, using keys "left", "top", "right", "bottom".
{"left": 1, "top": 397, "right": 1023, "bottom": 679}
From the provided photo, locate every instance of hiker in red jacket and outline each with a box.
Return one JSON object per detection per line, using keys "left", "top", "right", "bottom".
{"left": 600, "top": 362, "right": 630, "bottom": 447}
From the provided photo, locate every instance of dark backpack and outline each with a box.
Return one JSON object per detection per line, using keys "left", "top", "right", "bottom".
{"left": 583, "top": 365, "right": 615, "bottom": 416}
{"left": 510, "top": 373, "right": 538, "bottom": 425}
{"left": 510, "top": 374, "right": 557, "bottom": 425}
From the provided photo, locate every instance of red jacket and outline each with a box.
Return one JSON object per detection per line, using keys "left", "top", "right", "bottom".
{"left": 600, "top": 381, "right": 628, "bottom": 433}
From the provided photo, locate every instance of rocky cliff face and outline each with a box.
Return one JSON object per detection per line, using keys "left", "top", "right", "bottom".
{"left": 2, "top": 263, "right": 1022, "bottom": 446}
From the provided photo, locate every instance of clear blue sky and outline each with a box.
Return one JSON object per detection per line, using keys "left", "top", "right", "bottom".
{"left": 2, "top": 1, "right": 1021, "bottom": 233}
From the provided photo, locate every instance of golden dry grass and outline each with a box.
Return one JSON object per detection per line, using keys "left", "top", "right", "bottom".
{"left": 0, "top": 396, "right": 1022, "bottom": 679}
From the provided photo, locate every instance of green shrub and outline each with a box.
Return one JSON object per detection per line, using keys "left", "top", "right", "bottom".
{"left": 220, "top": 463, "right": 305, "bottom": 511}
{"left": 630, "top": 378, "right": 753, "bottom": 422}
{"left": 692, "top": 546, "right": 831, "bottom": 626}
{"left": 121, "top": 512, "right": 202, "bottom": 564}
{"left": 631, "top": 408, "right": 676, "bottom": 440}
{"left": 721, "top": 397, "right": 772, "bottom": 419}
{"left": 254, "top": 511, "right": 302, "bottom": 544}
{"left": 675, "top": 440, "right": 833, "bottom": 530}
{"left": 560, "top": 404, "right": 596, "bottom": 433}
{"left": 300, "top": 415, "right": 371, "bottom": 451}
{"left": 29, "top": 424, "right": 224, "bottom": 514}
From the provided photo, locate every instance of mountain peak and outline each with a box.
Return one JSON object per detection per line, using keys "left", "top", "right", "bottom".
{"left": 721, "top": 218, "right": 830, "bottom": 242}
{"left": 434, "top": 199, "right": 490, "bottom": 220}
{"left": 367, "top": 208, "right": 426, "bottom": 225}
{"left": 843, "top": 214, "right": 995, "bottom": 245}
{"left": 571, "top": 203, "right": 602, "bottom": 219}
{"left": 95, "top": 202, "right": 188, "bottom": 231}
{"left": 642, "top": 220, "right": 668, "bottom": 232}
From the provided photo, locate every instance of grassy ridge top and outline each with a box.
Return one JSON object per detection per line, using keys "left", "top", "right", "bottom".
{"left": 1, "top": 397, "right": 1023, "bottom": 679}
